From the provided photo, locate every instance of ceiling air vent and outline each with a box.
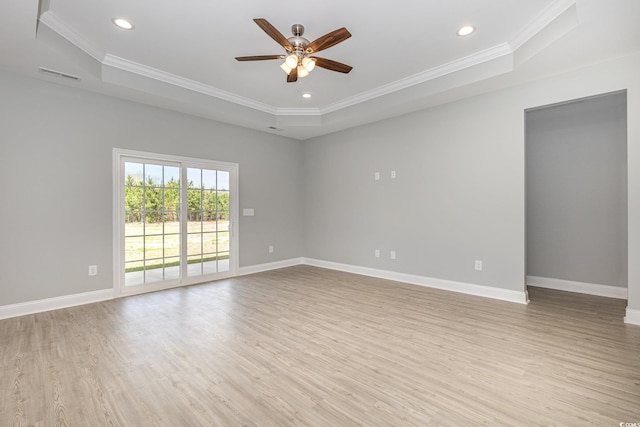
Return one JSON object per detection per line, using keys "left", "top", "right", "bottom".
{"left": 39, "top": 67, "right": 81, "bottom": 81}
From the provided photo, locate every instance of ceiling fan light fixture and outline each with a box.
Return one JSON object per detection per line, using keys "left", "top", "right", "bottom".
{"left": 297, "top": 66, "right": 309, "bottom": 78}
{"left": 236, "top": 19, "right": 353, "bottom": 83}
{"left": 302, "top": 57, "right": 316, "bottom": 72}
{"left": 280, "top": 62, "right": 292, "bottom": 75}
{"left": 285, "top": 54, "right": 298, "bottom": 69}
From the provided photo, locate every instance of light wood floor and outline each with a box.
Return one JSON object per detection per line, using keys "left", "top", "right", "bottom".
{"left": 2, "top": 265, "right": 639, "bottom": 426}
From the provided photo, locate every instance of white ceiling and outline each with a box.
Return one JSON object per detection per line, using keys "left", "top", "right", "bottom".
{"left": 1, "top": 0, "right": 638, "bottom": 139}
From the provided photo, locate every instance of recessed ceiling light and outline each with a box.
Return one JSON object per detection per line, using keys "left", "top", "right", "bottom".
{"left": 113, "top": 18, "right": 134, "bottom": 30}
{"left": 302, "top": 93, "right": 312, "bottom": 99}
{"left": 457, "top": 25, "right": 475, "bottom": 36}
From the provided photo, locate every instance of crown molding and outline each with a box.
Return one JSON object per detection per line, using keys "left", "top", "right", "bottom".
{"left": 510, "top": 0, "right": 577, "bottom": 51}
{"left": 106, "top": 41, "right": 513, "bottom": 118}
{"left": 102, "top": 54, "right": 277, "bottom": 114}
{"left": 276, "top": 107, "right": 321, "bottom": 116}
{"left": 321, "top": 42, "right": 513, "bottom": 115}
{"left": 38, "top": 0, "right": 576, "bottom": 120}
{"left": 39, "top": 10, "right": 277, "bottom": 115}
{"left": 38, "top": 10, "right": 104, "bottom": 61}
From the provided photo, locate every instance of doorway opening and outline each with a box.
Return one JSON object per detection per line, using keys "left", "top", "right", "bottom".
{"left": 525, "top": 91, "right": 628, "bottom": 301}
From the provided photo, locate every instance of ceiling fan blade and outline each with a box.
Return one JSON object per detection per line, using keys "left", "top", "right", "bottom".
{"left": 286, "top": 66, "right": 298, "bottom": 83}
{"left": 254, "top": 18, "right": 293, "bottom": 51}
{"left": 235, "top": 55, "right": 283, "bottom": 61}
{"left": 305, "top": 27, "right": 351, "bottom": 54}
{"left": 310, "top": 57, "right": 353, "bottom": 74}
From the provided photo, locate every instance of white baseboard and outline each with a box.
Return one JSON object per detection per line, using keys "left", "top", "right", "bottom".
{"left": 303, "top": 258, "right": 529, "bottom": 304}
{"left": 0, "top": 289, "right": 115, "bottom": 320}
{"left": 625, "top": 308, "right": 640, "bottom": 326}
{"left": 238, "top": 257, "right": 303, "bottom": 276}
{"left": 526, "top": 275, "right": 628, "bottom": 299}
{"left": 0, "top": 257, "right": 538, "bottom": 321}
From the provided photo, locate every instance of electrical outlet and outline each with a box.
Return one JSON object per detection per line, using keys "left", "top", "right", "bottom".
{"left": 375, "top": 249, "right": 380, "bottom": 258}
{"left": 88, "top": 265, "right": 98, "bottom": 276}
{"left": 391, "top": 170, "right": 397, "bottom": 179}
{"left": 475, "top": 260, "right": 483, "bottom": 271}
{"left": 374, "top": 172, "right": 380, "bottom": 181}
{"left": 268, "top": 245, "right": 274, "bottom": 253}
{"left": 390, "top": 251, "right": 396, "bottom": 260}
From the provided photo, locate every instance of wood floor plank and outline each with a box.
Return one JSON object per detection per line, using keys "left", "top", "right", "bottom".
{"left": 1, "top": 265, "right": 639, "bottom": 425}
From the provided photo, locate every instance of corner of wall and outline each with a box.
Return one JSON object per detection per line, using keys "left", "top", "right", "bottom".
{"left": 624, "top": 308, "right": 640, "bottom": 326}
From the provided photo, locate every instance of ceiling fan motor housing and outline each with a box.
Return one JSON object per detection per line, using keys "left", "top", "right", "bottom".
{"left": 288, "top": 24, "right": 309, "bottom": 54}
{"left": 291, "top": 24, "right": 304, "bottom": 36}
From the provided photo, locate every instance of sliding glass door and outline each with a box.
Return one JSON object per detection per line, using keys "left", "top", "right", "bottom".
{"left": 186, "top": 167, "right": 231, "bottom": 278}
{"left": 114, "top": 149, "right": 238, "bottom": 296}
{"left": 123, "top": 160, "right": 181, "bottom": 286}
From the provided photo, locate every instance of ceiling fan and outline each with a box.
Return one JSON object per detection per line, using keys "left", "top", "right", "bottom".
{"left": 235, "top": 18, "right": 353, "bottom": 83}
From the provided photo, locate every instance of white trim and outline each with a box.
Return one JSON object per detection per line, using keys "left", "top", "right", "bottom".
{"left": 321, "top": 43, "right": 513, "bottom": 115}
{"left": 303, "top": 258, "right": 529, "bottom": 304}
{"left": 101, "top": 44, "right": 512, "bottom": 118}
{"left": 6, "top": 257, "right": 636, "bottom": 321}
{"left": 39, "top": 7, "right": 514, "bottom": 120}
{"left": 510, "top": 0, "right": 577, "bottom": 51}
{"left": 0, "top": 257, "right": 535, "bottom": 320}
{"left": 238, "top": 258, "right": 304, "bottom": 276}
{"left": 624, "top": 308, "right": 640, "bottom": 326}
{"left": 113, "top": 148, "right": 240, "bottom": 169}
{"left": 39, "top": 11, "right": 104, "bottom": 61}
{"left": 40, "top": 12, "right": 279, "bottom": 116}
{"left": 38, "top": 0, "right": 575, "bottom": 121}
{"left": 112, "top": 148, "right": 239, "bottom": 297}
{"left": 0, "top": 289, "right": 114, "bottom": 320}
{"left": 103, "top": 55, "right": 277, "bottom": 115}
{"left": 275, "top": 107, "right": 321, "bottom": 116}
{"left": 526, "top": 275, "right": 628, "bottom": 299}
{"left": 112, "top": 149, "right": 124, "bottom": 299}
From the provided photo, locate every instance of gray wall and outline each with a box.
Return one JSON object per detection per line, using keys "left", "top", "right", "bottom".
{"left": 0, "top": 70, "right": 304, "bottom": 306}
{"left": 526, "top": 93, "right": 627, "bottom": 287}
{"left": 303, "top": 53, "right": 640, "bottom": 310}
{"left": 1, "top": 51, "right": 639, "bottom": 315}
{"left": 303, "top": 88, "right": 526, "bottom": 292}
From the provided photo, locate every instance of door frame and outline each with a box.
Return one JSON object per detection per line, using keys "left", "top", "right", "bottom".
{"left": 112, "top": 148, "right": 239, "bottom": 297}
